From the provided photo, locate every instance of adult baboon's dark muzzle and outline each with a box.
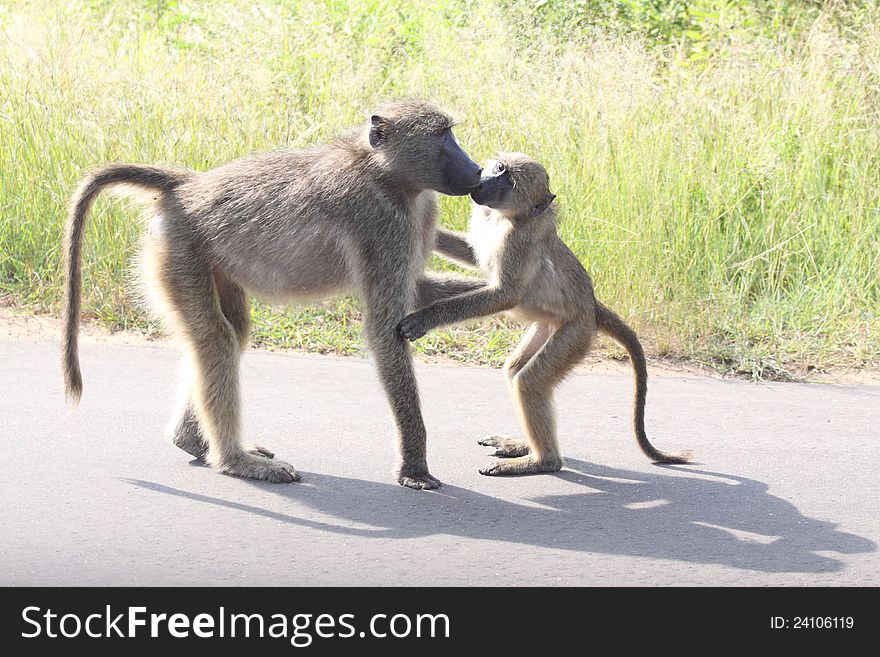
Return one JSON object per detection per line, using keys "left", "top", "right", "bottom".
{"left": 440, "top": 131, "right": 482, "bottom": 196}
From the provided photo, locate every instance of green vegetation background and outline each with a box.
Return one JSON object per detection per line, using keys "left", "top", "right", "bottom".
{"left": 2, "top": 0, "right": 878, "bottom": 379}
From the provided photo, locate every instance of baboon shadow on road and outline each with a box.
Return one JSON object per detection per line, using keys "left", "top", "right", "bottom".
{"left": 125, "top": 458, "right": 874, "bottom": 574}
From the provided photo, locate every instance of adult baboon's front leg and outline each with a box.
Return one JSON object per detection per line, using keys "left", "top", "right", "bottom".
{"left": 362, "top": 261, "right": 439, "bottom": 489}
{"left": 366, "top": 320, "right": 439, "bottom": 489}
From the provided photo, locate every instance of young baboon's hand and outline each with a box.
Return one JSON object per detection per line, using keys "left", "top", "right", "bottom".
{"left": 398, "top": 311, "right": 431, "bottom": 341}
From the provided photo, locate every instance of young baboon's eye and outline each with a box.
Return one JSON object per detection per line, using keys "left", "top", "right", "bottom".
{"left": 493, "top": 162, "right": 507, "bottom": 175}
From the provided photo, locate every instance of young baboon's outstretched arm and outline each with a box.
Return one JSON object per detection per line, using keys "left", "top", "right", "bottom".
{"left": 402, "top": 231, "right": 539, "bottom": 340}
{"left": 434, "top": 228, "right": 479, "bottom": 268}
{"left": 399, "top": 285, "right": 519, "bottom": 341}
{"left": 414, "top": 272, "right": 486, "bottom": 309}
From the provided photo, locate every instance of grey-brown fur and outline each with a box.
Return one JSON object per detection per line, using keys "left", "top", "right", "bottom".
{"left": 400, "top": 153, "right": 693, "bottom": 475}
{"left": 62, "top": 99, "right": 482, "bottom": 489}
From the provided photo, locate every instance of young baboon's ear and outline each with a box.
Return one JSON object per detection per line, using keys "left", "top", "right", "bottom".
{"left": 369, "top": 115, "right": 388, "bottom": 148}
{"left": 531, "top": 192, "right": 556, "bottom": 217}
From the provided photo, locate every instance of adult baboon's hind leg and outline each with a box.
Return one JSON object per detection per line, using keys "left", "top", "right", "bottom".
{"left": 481, "top": 322, "right": 591, "bottom": 476}
{"left": 478, "top": 323, "right": 553, "bottom": 459}
{"left": 170, "top": 362, "right": 208, "bottom": 460}
{"left": 154, "top": 241, "right": 298, "bottom": 483}
{"left": 171, "top": 269, "right": 273, "bottom": 460}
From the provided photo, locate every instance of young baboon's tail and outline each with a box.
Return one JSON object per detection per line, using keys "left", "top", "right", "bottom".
{"left": 62, "top": 164, "right": 186, "bottom": 406}
{"left": 595, "top": 302, "right": 693, "bottom": 464}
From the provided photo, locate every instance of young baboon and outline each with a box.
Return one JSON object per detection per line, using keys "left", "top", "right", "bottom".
{"left": 399, "top": 153, "right": 693, "bottom": 475}
{"left": 62, "top": 99, "right": 483, "bottom": 489}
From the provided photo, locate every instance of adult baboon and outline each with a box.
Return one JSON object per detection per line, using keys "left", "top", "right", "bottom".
{"left": 399, "top": 153, "right": 693, "bottom": 475}
{"left": 62, "top": 100, "right": 483, "bottom": 489}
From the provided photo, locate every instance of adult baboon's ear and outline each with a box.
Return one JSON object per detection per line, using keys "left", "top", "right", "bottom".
{"left": 531, "top": 192, "right": 556, "bottom": 217}
{"left": 369, "top": 115, "right": 388, "bottom": 148}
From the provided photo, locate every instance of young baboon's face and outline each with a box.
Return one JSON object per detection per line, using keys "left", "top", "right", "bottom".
{"left": 471, "top": 153, "right": 555, "bottom": 217}
{"left": 368, "top": 99, "right": 482, "bottom": 196}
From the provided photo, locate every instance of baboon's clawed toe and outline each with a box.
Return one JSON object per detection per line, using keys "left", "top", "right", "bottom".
{"left": 219, "top": 454, "right": 300, "bottom": 483}
{"left": 477, "top": 435, "right": 531, "bottom": 458}
{"left": 246, "top": 444, "right": 275, "bottom": 459}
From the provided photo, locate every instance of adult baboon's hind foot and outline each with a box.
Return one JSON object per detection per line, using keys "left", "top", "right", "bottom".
{"left": 173, "top": 426, "right": 208, "bottom": 460}
{"left": 477, "top": 435, "right": 530, "bottom": 458}
{"left": 479, "top": 455, "right": 563, "bottom": 477}
{"left": 245, "top": 444, "right": 275, "bottom": 459}
{"left": 174, "top": 432, "right": 276, "bottom": 462}
{"left": 219, "top": 452, "right": 300, "bottom": 483}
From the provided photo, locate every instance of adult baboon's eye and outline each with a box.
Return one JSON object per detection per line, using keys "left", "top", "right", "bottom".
{"left": 493, "top": 162, "right": 506, "bottom": 175}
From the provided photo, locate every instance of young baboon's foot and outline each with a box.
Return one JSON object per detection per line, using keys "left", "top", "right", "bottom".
{"left": 477, "top": 435, "right": 531, "bottom": 458}
{"left": 479, "top": 455, "right": 563, "bottom": 477}
{"left": 397, "top": 467, "right": 442, "bottom": 490}
{"left": 219, "top": 452, "right": 300, "bottom": 483}
{"left": 173, "top": 428, "right": 208, "bottom": 460}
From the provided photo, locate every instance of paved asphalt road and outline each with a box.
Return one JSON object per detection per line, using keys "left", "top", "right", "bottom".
{"left": 1, "top": 338, "right": 877, "bottom": 586}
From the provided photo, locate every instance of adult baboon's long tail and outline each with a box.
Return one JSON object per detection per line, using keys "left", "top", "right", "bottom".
{"left": 62, "top": 164, "right": 186, "bottom": 406}
{"left": 595, "top": 302, "right": 693, "bottom": 464}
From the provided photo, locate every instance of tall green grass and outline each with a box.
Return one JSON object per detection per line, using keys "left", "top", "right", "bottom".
{"left": 1, "top": 1, "right": 878, "bottom": 378}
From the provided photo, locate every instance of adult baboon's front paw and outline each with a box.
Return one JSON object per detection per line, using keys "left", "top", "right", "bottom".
{"left": 479, "top": 455, "right": 562, "bottom": 477}
{"left": 397, "top": 469, "right": 442, "bottom": 490}
{"left": 477, "top": 435, "right": 531, "bottom": 458}
{"left": 220, "top": 453, "right": 301, "bottom": 483}
{"left": 398, "top": 312, "right": 430, "bottom": 341}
